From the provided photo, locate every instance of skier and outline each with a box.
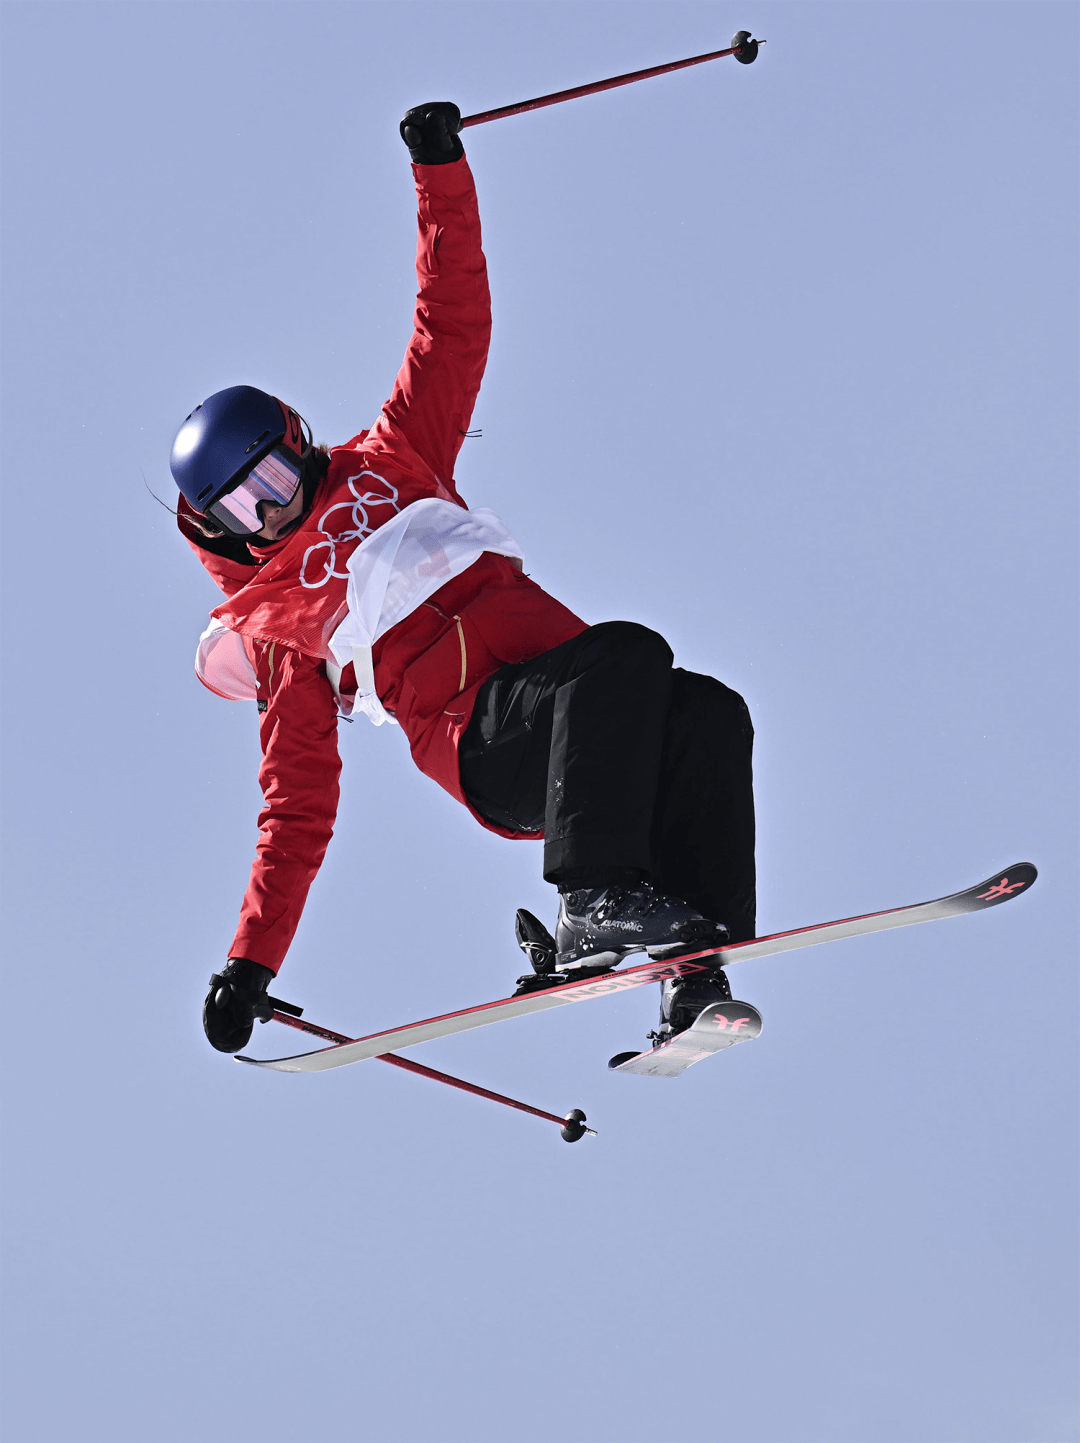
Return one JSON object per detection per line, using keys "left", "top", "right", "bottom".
{"left": 171, "top": 104, "right": 756, "bottom": 1054}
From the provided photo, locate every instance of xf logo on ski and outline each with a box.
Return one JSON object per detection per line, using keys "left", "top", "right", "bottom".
{"left": 698, "top": 1003, "right": 762, "bottom": 1040}
{"left": 976, "top": 876, "right": 1029, "bottom": 902}
{"left": 609, "top": 1002, "right": 764, "bottom": 1078}
{"left": 710, "top": 1013, "right": 754, "bottom": 1033}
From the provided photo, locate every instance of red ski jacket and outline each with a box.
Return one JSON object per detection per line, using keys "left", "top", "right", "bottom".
{"left": 180, "top": 158, "right": 586, "bottom": 973}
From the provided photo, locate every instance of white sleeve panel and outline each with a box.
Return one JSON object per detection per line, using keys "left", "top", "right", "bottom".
{"left": 195, "top": 618, "right": 259, "bottom": 701}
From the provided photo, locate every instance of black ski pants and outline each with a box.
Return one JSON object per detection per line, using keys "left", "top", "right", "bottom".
{"left": 458, "top": 621, "right": 756, "bottom": 943}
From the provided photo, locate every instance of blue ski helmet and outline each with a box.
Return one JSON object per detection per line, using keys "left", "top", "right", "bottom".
{"left": 170, "top": 385, "right": 312, "bottom": 533}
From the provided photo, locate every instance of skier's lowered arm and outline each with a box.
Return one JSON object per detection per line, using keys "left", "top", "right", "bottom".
{"left": 228, "top": 642, "right": 342, "bottom": 974}
{"left": 366, "top": 109, "right": 490, "bottom": 497}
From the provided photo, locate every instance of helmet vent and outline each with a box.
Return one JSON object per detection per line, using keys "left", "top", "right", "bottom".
{"left": 196, "top": 485, "right": 214, "bottom": 500}
{"left": 245, "top": 430, "right": 273, "bottom": 454}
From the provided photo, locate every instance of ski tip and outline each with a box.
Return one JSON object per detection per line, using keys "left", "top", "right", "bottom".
{"left": 608, "top": 1051, "right": 640, "bottom": 1070}
{"left": 973, "top": 862, "right": 1038, "bottom": 906}
{"left": 233, "top": 1052, "right": 306, "bottom": 1070}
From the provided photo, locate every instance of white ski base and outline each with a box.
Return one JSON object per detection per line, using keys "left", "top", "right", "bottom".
{"left": 611, "top": 1001, "right": 764, "bottom": 1078}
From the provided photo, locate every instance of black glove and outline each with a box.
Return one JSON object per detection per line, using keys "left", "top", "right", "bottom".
{"left": 400, "top": 102, "right": 464, "bottom": 165}
{"left": 203, "top": 958, "right": 275, "bottom": 1054}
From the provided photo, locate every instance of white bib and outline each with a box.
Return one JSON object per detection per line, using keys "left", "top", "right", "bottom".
{"left": 327, "top": 499, "right": 523, "bottom": 724}
{"left": 195, "top": 500, "right": 524, "bottom": 727}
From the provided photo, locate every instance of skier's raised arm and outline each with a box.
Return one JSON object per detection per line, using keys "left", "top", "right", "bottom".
{"left": 364, "top": 104, "right": 490, "bottom": 497}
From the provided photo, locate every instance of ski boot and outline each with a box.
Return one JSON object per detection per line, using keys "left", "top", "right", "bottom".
{"left": 650, "top": 968, "right": 734, "bottom": 1046}
{"left": 511, "top": 908, "right": 627, "bottom": 995}
{"left": 554, "top": 884, "right": 728, "bottom": 971}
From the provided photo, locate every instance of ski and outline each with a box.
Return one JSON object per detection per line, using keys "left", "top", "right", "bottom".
{"left": 605, "top": 860, "right": 1037, "bottom": 1079}
{"left": 713, "top": 861, "right": 1037, "bottom": 968}
{"left": 236, "top": 863, "right": 1035, "bottom": 1075}
{"left": 609, "top": 1001, "right": 764, "bottom": 1078}
{"left": 237, "top": 954, "right": 713, "bottom": 1073}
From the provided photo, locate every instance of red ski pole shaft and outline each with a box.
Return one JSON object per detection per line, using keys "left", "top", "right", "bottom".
{"left": 461, "top": 38, "right": 762, "bottom": 128}
{"left": 270, "top": 1009, "right": 597, "bottom": 1137}
{"left": 376, "top": 1052, "right": 596, "bottom": 1134}
{"left": 270, "top": 1010, "right": 352, "bottom": 1047}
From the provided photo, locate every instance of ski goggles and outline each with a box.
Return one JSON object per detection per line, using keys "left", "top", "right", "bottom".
{"left": 207, "top": 446, "right": 304, "bottom": 537}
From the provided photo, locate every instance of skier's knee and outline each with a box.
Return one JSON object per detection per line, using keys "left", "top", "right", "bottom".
{"left": 672, "top": 669, "right": 754, "bottom": 751}
{"left": 586, "top": 620, "right": 673, "bottom": 671}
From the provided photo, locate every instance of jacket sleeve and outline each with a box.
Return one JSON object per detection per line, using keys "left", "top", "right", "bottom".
{"left": 228, "top": 642, "right": 342, "bottom": 974}
{"left": 368, "top": 157, "right": 491, "bottom": 493}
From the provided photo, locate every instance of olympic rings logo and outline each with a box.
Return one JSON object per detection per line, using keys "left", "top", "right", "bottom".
{"left": 299, "top": 470, "right": 401, "bottom": 589}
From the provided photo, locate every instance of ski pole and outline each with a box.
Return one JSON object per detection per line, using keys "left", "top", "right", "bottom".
{"left": 268, "top": 1007, "right": 597, "bottom": 1142}
{"left": 460, "top": 30, "right": 763, "bottom": 129}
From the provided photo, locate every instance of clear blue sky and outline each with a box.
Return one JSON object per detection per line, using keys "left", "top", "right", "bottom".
{"left": 2, "top": 3, "right": 1076, "bottom": 1441}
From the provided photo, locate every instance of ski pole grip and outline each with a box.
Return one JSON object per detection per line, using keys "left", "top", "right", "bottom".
{"left": 267, "top": 995, "right": 304, "bottom": 1018}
